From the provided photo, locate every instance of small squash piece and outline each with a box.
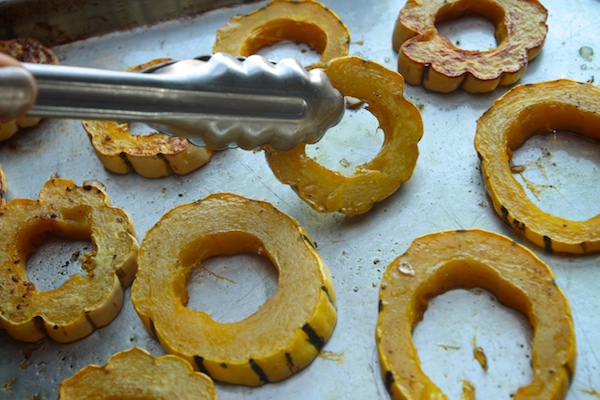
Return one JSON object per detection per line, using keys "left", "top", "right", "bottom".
{"left": 392, "top": 0, "right": 548, "bottom": 93}
{"left": 131, "top": 193, "right": 337, "bottom": 386}
{"left": 377, "top": 229, "right": 575, "bottom": 400}
{"left": 265, "top": 56, "right": 423, "bottom": 215}
{"left": 0, "top": 38, "right": 59, "bottom": 141}
{"left": 0, "top": 164, "right": 6, "bottom": 207}
{"left": 58, "top": 347, "right": 217, "bottom": 400}
{"left": 475, "top": 79, "right": 600, "bottom": 254}
{"left": 213, "top": 0, "right": 350, "bottom": 68}
{"left": 0, "top": 179, "right": 138, "bottom": 343}
{"left": 82, "top": 59, "right": 213, "bottom": 179}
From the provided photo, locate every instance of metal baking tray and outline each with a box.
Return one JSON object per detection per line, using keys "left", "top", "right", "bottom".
{"left": 1, "top": 0, "right": 599, "bottom": 398}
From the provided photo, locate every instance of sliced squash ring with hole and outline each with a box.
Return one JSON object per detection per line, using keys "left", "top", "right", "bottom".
{"left": 82, "top": 59, "right": 213, "bottom": 179}
{"left": 475, "top": 79, "right": 600, "bottom": 254}
{"left": 0, "top": 37, "right": 59, "bottom": 141}
{"left": 213, "top": 0, "right": 350, "bottom": 68}
{"left": 131, "top": 192, "right": 337, "bottom": 386}
{"left": 392, "top": 0, "right": 548, "bottom": 93}
{"left": 377, "top": 229, "right": 575, "bottom": 400}
{"left": 265, "top": 56, "right": 423, "bottom": 215}
{"left": 58, "top": 347, "right": 217, "bottom": 400}
{"left": 0, "top": 178, "right": 138, "bottom": 343}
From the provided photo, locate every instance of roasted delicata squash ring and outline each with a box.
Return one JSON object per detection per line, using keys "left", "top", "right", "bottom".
{"left": 392, "top": 0, "right": 548, "bottom": 93}
{"left": 475, "top": 79, "right": 600, "bottom": 254}
{"left": 58, "top": 347, "right": 217, "bottom": 399}
{"left": 213, "top": 0, "right": 350, "bottom": 68}
{"left": 265, "top": 56, "right": 423, "bottom": 215}
{"left": 0, "top": 179, "right": 138, "bottom": 343}
{"left": 82, "top": 59, "right": 213, "bottom": 179}
{"left": 377, "top": 229, "right": 575, "bottom": 400}
{"left": 0, "top": 38, "right": 59, "bottom": 141}
{"left": 131, "top": 193, "right": 337, "bottom": 386}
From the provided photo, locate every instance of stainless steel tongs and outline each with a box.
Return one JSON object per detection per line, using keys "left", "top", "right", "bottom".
{"left": 4, "top": 52, "right": 345, "bottom": 151}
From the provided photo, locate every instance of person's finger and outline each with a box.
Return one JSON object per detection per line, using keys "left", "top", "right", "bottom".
{"left": 0, "top": 53, "right": 37, "bottom": 122}
{"left": 0, "top": 52, "right": 23, "bottom": 68}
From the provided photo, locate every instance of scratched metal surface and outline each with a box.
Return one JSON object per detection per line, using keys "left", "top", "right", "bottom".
{"left": 1, "top": 0, "right": 599, "bottom": 399}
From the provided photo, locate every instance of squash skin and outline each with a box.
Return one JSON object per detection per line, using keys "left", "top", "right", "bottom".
{"left": 0, "top": 38, "right": 59, "bottom": 141}
{"left": 82, "top": 59, "right": 213, "bottom": 179}
{"left": 265, "top": 56, "right": 423, "bottom": 215}
{"left": 392, "top": 0, "right": 548, "bottom": 93}
{"left": 475, "top": 79, "right": 600, "bottom": 254}
{"left": 213, "top": 0, "right": 350, "bottom": 68}
{"left": 131, "top": 193, "right": 337, "bottom": 386}
{"left": 58, "top": 347, "right": 217, "bottom": 399}
{"left": 0, "top": 179, "right": 138, "bottom": 343}
{"left": 376, "top": 229, "right": 575, "bottom": 400}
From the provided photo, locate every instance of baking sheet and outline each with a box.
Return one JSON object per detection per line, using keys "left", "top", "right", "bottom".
{"left": 1, "top": 0, "right": 599, "bottom": 398}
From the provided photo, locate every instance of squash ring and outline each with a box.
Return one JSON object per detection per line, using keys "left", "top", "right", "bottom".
{"left": 58, "top": 347, "right": 217, "bottom": 399}
{"left": 376, "top": 229, "right": 575, "bottom": 400}
{"left": 392, "top": 0, "right": 548, "bottom": 93}
{"left": 213, "top": 0, "right": 350, "bottom": 68}
{"left": 82, "top": 59, "right": 213, "bottom": 179}
{"left": 0, "top": 38, "right": 59, "bottom": 141}
{"left": 475, "top": 79, "right": 600, "bottom": 254}
{"left": 0, "top": 178, "right": 139, "bottom": 343}
{"left": 265, "top": 56, "right": 423, "bottom": 215}
{"left": 131, "top": 192, "right": 337, "bottom": 386}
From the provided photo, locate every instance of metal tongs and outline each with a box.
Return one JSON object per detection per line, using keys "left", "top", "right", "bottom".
{"left": 5, "top": 52, "right": 345, "bottom": 151}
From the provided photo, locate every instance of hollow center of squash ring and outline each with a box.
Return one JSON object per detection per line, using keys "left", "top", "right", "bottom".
{"left": 304, "top": 103, "right": 383, "bottom": 175}
{"left": 511, "top": 130, "right": 600, "bottom": 221}
{"left": 434, "top": 0, "right": 505, "bottom": 51}
{"left": 180, "top": 231, "right": 279, "bottom": 323}
{"left": 19, "top": 218, "right": 94, "bottom": 291}
{"left": 507, "top": 104, "right": 600, "bottom": 221}
{"left": 413, "top": 288, "right": 533, "bottom": 399}
{"left": 242, "top": 19, "right": 327, "bottom": 57}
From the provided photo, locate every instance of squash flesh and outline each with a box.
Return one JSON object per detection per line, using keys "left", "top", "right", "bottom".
{"left": 475, "top": 79, "right": 600, "bottom": 254}
{"left": 82, "top": 59, "right": 213, "bottom": 179}
{"left": 58, "top": 347, "right": 217, "bottom": 400}
{"left": 265, "top": 56, "right": 423, "bottom": 215}
{"left": 392, "top": 0, "right": 548, "bottom": 93}
{"left": 213, "top": 0, "right": 350, "bottom": 68}
{"left": 376, "top": 229, "right": 575, "bottom": 400}
{"left": 0, "top": 179, "right": 138, "bottom": 343}
{"left": 131, "top": 193, "right": 337, "bottom": 386}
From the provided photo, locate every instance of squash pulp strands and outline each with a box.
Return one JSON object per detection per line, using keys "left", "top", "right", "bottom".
{"left": 18, "top": 52, "right": 345, "bottom": 151}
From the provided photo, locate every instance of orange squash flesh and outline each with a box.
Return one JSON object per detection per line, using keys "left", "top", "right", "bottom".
{"left": 392, "top": 0, "right": 548, "bottom": 93}
{"left": 131, "top": 193, "right": 337, "bottom": 386}
{"left": 0, "top": 38, "right": 59, "bottom": 141}
{"left": 265, "top": 56, "right": 423, "bottom": 215}
{"left": 213, "top": 0, "right": 350, "bottom": 68}
{"left": 0, "top": 164, "right": 6, "bottom": 207}
{"left": 475, "top": 79, "right": 600, "bottom": 254}
{"left": 58, "top": 347, "right": 217, "bottom": 399}
{"left": 376, "top": 229, "right": 575, "bottom": 400}
{"left": 0, "top": 179, "right": 138, "bottom": 343}
{"left": 82, "top": 59, "right": 213, "bottom": 179}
